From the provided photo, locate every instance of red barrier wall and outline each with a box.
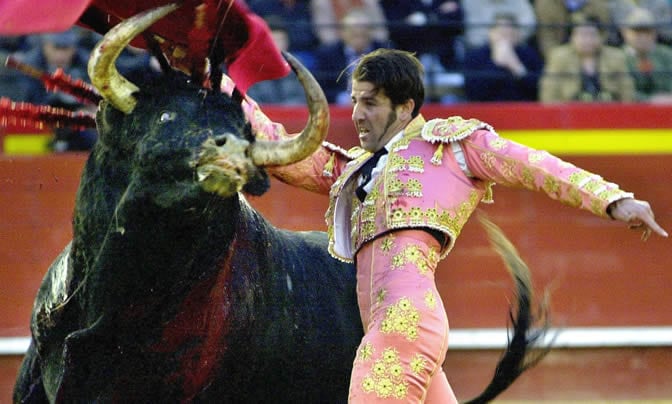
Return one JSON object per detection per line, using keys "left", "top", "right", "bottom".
{"left": 2, "top": 103, "right": 671, "bottom": 400}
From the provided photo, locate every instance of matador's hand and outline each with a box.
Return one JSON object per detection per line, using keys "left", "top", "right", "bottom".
{"left": 608, "top": 198, "right": 668, "bottom": 240}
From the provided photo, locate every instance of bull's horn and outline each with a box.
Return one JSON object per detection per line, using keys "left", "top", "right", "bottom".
{"left": 250, "top": 52, "right": 329, "bottom": 166}
{"left": 88, "top": 3, "right": 179, "bottom": 114}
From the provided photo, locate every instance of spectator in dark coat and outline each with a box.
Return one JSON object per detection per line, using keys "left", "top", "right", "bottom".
{"left": 246, "top": 0, "right": 318, "bottom": 64}
{"left": 313, "top": 8, "right": 386, "bottom": 104}
{"left": 380, "top": 0, "right": 464, "bottom": 69}
{"left": 464, "top": 13, "right": 544, "bottom": 102}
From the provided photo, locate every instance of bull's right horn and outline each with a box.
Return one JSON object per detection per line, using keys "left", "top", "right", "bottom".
{"left": 250, "top": 52, "right": 329, "bottom": 167}
{"left": 88, "top": 3, "right": 179, "bottom": 114}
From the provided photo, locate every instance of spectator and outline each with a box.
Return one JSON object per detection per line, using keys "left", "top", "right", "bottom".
{"left": 1, "top": 37, "right": 30, "bottom": 101}
{"left": 539, "top": 14, "right": 635, "bottom": 102}
{"left": 246, "top": 0, "right": 318, "bottom": 61}
{"left": 464, "top": 13, "right": 544, "bottom": 102}
{"left": 620, "top": 8, "right": 672, "bottom": 103}
{"left": 313, "top": 8, "right": 386, "bottom": 104}
{"left": 11, "top": 28, "right": 97, "bottom": 151}
{"left": 534, "top": 0, "right": 612, "bottom": 60}
{"left": 380, "top": 0, "right": 464, "bottom": 69}
{"left": 609, "top": 0, "right": 672, "bottom": 45}
{"left": 246, "top": 16, "right": 308, "bottom": 105}
{"left": 311, "top": 0, "right": 388, "bottom": 46}
{"left": 462, "top": 0, "right": 536, "bottom": 49}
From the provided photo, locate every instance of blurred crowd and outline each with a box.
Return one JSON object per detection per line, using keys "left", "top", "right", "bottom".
{"left": 2, "top": 0, "right": 672, "bottom": 151}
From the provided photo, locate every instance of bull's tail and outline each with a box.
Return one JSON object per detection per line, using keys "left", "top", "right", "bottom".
{"left": 464, "top": 216, "right": 553, "bottom": 404}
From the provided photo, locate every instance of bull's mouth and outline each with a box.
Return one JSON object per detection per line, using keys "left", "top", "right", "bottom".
{"left": 195, "top": 136, "right": 255, "bottom": 198}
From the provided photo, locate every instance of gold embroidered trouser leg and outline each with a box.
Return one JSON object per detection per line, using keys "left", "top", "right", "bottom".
{"left": 348, "top": 229, "right": 457, "bottom": 403}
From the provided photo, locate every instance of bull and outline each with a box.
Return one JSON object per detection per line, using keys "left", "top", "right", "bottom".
{"left": 12, "top": 4, "right": 549, "bottom": 403}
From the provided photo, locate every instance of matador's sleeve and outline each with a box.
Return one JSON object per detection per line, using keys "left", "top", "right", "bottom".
{"left": 225, "top": 79, "right": 354, "bottom": 195}
{"left": 460, "top": 128, "right": 633, "bottom": 218}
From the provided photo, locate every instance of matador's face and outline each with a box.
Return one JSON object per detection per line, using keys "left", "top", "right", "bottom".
{"left": 350, "top": 80, "right": 409, "bottom": 153}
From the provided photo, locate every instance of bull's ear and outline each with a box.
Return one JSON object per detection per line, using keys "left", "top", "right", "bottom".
{"left": 242, "top": 168, "right": 270, "bottom": 196}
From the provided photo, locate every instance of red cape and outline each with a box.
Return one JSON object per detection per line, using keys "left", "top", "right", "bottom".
{"left": 0, "top": 0, "right": 289, "bottom": 93}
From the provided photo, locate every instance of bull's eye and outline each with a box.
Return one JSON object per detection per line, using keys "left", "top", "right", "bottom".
{"left": 214, "top": 135, "right": 228, "bottom": 147}
{"left": 159, "top": 111, "right": 176, "bottom": 123}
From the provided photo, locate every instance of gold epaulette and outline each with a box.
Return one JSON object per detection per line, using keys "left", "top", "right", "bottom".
{"left": 421, "top": 117, "right": 492, "bottom": 144}
{"left": 421, "top": 117, "right": 493, "bottom": 165}
{"left": 345, "top": 145, "right": 368, "bottom": 159}
{"left": 322, "top": 142, "right": 364, "bottom": 177}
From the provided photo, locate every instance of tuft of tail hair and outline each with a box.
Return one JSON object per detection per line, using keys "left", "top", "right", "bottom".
{"left": 463, "top": 215, "right": 554, "bottom": 404}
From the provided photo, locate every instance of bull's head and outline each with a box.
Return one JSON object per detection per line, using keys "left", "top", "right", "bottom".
{"left": 87, "top": 4, "right": 328, "bottom": 200}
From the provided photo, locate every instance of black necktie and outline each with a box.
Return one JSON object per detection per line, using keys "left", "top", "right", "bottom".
{"left": 355, "top": 148, "right": 388, "bottom": 202}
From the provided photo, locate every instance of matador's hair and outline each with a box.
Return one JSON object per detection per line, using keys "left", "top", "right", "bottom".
{"left": 352, "top": 49, "right": 425, "bottom": 118}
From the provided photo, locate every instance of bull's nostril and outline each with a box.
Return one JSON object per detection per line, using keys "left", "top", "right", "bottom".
{"left": 215, "top": 136, "right": 228, "bottom": 147}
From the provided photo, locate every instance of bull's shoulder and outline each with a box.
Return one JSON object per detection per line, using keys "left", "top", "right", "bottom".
{"left": 31, "top": 242, "right": 76, "bottom": 334}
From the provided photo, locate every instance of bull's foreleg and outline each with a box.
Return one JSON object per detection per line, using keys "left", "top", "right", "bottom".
{"left": 13, "top": 340, "right": 48, "bottom": 404}
{"left": 54, "top": 313, "right": 138, "bottom": 403}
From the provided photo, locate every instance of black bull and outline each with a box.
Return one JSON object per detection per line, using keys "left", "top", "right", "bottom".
{"left": 13, "top": 70, "right": 364, "bottom": 402}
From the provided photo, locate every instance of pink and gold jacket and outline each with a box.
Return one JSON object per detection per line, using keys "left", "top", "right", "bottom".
{"left": 233, "top": 87, "right": 633, "bottom": 263}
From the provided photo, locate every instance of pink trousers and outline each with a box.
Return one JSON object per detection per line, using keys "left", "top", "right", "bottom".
{"left": 348, "top": 229, "right": 458, "bottom": 403}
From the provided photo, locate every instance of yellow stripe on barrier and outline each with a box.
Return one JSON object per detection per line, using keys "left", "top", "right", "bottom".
{"left": 3, "top": 134, "right": 52, "bottom": 155}
{"left": 500, "top": 129, "right": 672, "bottom": 155}
{"left": 3, "top": 129, "right": 672, "bottom": 156}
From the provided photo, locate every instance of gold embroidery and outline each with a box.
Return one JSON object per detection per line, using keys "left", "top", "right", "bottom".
{"left": 489, "top": 138, "right": 508, "bottom": 150}
{"left": 583, "top": 179, "right": 605, "bottom": 194}
{"left": 528, "top": 151, "right": 547, "bottom": 164}
{"left": 427, "top": 248, "right": 440, "bottom": 268}
{"left": 380, "top": 297, "right": 420, "bottom": 341}
{"left": 431, "top": 143, "right": 444, "bottom": 165}
{"left": 406, "top": 179, "right": 423, "bottom": 197}
{"left": 388, "top": 177, "right": 404, "bottom": 196}
{"left": 357, "top": 342, "right": 375, "bottom": 363}
{"left": 424, "top": 290, "right": 437, "bottom": 310}
{"left": 388, "top": 154, "right": 406, "bottom": 172}
{"left": 390, "top": 208, "right": 409, "bottom": 226}
{"left": 409, "top": 207, "right": 424, "bottom": 225}
{"left": 322, "top": 152, "right": 336, "bottom": 177}
{"left": 376, "top": 288, "right": 387, "bottom": 305}
{"left": 366, "top": 187, "right": 380, "bottom": 203}
{"left": 598, "top": 188, "right": 627, "bottom": 201}
{"left": 480, "top": 151, "right": 496, "bottom": 170}
{"left": 410, "top": 354, "right": 427, "bottom": 375}
{"left": 591, "top": 199, "right": 604, "bottom": 215}
{"left": 361, "top": 204, "right": 376, "bottom": 222}
{"left": 569, "top": 170, "right": 593, "bottom": 187}
{"left": 391, "top": 253, "right": 406, "bottom": 270}
{"left": 380, "top": 235, "right": 395, "bottom": 253}
{"left": 520, "top": 167, "right": 536, "bottom": 189}
{"left": 391, "top": 136, "right": 412, "bottom": 151}
{"left": 543, "top": 175, "right": 561, "bottom": 198}
{"left": 361, "top": 222, "right": 377, "bottom": 240}
{"left": 388, "top": 175, "right": 423, "bottom": 198}
{"left": 425, "top": 208, "right": 438, "bottom": 223}
{"left": 566, "top": 187, "right": 583, "bottom": 208}
{"left": 422, "top": 117, "right": 485, "bottom": 143}
{"left": 501, "top": 159, "right": 517, "bottom": 180}
{"left": 388, "top": 154, "right": 425, "bottom": 173}
{"left": 361, "top": 347, "right": 408, "bottom": 399}
{"left": 408, "top": 156, "right": 424, "bottom": 172}
{"left": 404, "top": 245, "right": 423, "bottom": 265}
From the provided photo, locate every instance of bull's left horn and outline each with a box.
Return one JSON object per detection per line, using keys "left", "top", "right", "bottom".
{"left": 250, "top": 52, "right": 329, "bottom": 166}
{"left": 88, "top": 3, "right": 179, "bottom": 114}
